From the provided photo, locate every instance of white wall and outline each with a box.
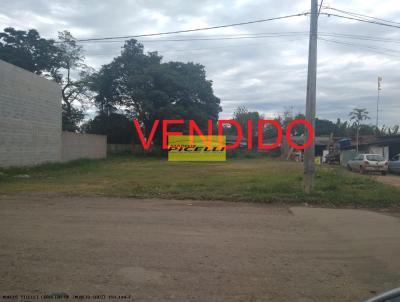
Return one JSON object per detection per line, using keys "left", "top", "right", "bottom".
{"left": 0, "top": 60, "right": 61, "bottom": 167}
{"left": 62, "top": 132, "right": 107, "bottom": 162}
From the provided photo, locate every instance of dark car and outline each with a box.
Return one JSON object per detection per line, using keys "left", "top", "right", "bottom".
{"left": 389, "top": 154, "right": 400, "bottom": 174}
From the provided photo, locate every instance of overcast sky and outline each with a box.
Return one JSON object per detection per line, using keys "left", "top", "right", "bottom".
{"left": 1, "top": 0, "right": 400, "bottom": 126}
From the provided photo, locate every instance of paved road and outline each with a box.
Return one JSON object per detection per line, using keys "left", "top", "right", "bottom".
{"left": 0, "top": 196, "right": 399, "bottom": 302}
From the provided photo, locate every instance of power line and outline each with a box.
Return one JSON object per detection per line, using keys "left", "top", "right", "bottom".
{"left": 318, "top": 37, "right": 400, "bottom": 58}
{"left": 319, "top": 32, "right": 400, "bottom": 44}
{"left": 78, "top": 32, "right": 309, "bottom": 44}
{"left": 76, "top": 30, "right": 400, "bottom": 46}
{"left": 70, "top": 13, "right": 309, "bottom": 43}
{"left": 320, "top": 12, "right": 400, "bottom": 29}
{"left": 320, "top": 37, "right": 400, "bottom": 55}
{"left": 73, "top": 8, "right": 400, "bottom": 61}
{"left": 318, "top": 0, "right": 324, "bottom": 16}
{"left": 85, "top": 37, "right": 308, "bottom": 56}
{"left": 323, "top": 6, "right": 400, "bottom": 26}
{"left": 83, "top": 33, "right": 400, "bottom": 58}
{"left": 142, "top": 32, "right": 400, "bottom": 45}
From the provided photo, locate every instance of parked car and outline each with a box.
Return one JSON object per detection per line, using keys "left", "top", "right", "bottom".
{"left": 389, "top": 154, "right": 400, "bottom": 174}
{"left": 347, "top": 154, "right": 388, "bottom": 175}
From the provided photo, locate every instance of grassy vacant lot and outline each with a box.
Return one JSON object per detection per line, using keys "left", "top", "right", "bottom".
{"left": 0, "top": 155, "right": 399, "bottom": 207}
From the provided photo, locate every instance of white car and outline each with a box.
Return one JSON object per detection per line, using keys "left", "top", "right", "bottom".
{"left": 347, "top": 154, "right": 388, "bottom": 175}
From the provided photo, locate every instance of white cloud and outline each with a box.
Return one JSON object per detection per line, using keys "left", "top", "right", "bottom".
{"left": 0, "top": 0, "right": 399, "bottom": 125}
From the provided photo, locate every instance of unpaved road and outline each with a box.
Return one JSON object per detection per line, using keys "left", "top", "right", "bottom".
{"left": 376, "top": 174, "right": 400, "bottom": 189}
{"left": 0, "top": 196, "right": 400, "bottom": 302}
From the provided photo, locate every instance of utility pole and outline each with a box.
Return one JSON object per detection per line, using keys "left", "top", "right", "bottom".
{"left": 376, "top": 76, "right": 382, "bottom": 128}
{"left": 304, "top": 0, "right": 319, "bottom": 193}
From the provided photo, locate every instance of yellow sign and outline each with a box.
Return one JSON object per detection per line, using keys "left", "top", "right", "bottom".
{"left": 168, "top": 135, "right": 226, "bottom": 161}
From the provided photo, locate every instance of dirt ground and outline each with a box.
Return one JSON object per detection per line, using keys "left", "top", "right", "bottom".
{"left": 0, "top": 196, "right": 400, "bottom": 302}
{"left": 376, "top": 173, "right": 400, "bottom": 189}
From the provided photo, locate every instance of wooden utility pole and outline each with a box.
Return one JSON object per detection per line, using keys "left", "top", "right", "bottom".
{"left": 304, "top": 0, "right": 319, "bottom": 193}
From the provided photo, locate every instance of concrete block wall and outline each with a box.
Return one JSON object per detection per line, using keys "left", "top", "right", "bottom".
{"left": 0, "top": 60, "right": 61, "bottom": 167}
{"left": 107, "top": 144, "right": 149, "bottom": 155}
{"left": 62, "top": 132, "right": 107, "bottom": 162}
{"left": 107, "top": 143, "right": 132, "bottom": 154}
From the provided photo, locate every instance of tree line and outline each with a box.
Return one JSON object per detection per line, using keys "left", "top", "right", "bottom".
{"left": 0, "top": 27, "right": 221, "bottom": 147}
{"left": 1, "top": 27, "right": 398, "bottom": 149}
{"left": 232, "top": 106, "right": 400, "bottom": 139}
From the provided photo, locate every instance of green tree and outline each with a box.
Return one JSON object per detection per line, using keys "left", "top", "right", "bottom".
{"left": 273, "top": 107, "right": 306, "bottom": 138}
{"left": 62, "top": 104, "right": 84, "bottom": 133}
{"left": 349, "top": 108, "right": 370, "bottom": 126}
{"left": 0, "top": 27, "right": 59, "bottom": 74}
{"left": 233, "top": 106, "right": 263, "bottom": 136}
{"left": 0, "top": 27, "right": 90, "bottom": 131}
{"left": 82, "top": 113, "right": 138, "bottom": 144}
{"left": 315, "top": 118, "right": 336, "bottom": 136}
{"left": 51, "top": 31, "right": 93, "bottom": 131}
{"left": 333, "top": 119, "right": 349, "bottom": 137}
{"left": 90, "top": 39, "right": 221, "bottom": 147}
{"left": 349, "top": 108, "right": 370, "bottom": 152}
{"left": 88, "top": 64, "right": 120, "bottom": 116}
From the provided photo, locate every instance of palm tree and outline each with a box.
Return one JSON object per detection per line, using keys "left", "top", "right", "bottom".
{"left": 349, "top": 108, "right": 370, "bottom": 153}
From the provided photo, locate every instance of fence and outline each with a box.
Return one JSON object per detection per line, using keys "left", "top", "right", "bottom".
{"left": 107, "top": 144, "right": 132, "bottom": 154}
{"left": 107, "top": 144, "right": 147, "bottom": 155}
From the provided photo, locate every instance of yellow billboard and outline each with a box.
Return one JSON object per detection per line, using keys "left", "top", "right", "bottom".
{"left": 168, "top": 135, "right": 226, "bottom": 161}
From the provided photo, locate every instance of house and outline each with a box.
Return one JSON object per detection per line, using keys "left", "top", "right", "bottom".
{"left": 338, "top": 135, "right": 400, "bottom": 165}
{"left": 358, "top": 135, "right": 400, "bottom": 160}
